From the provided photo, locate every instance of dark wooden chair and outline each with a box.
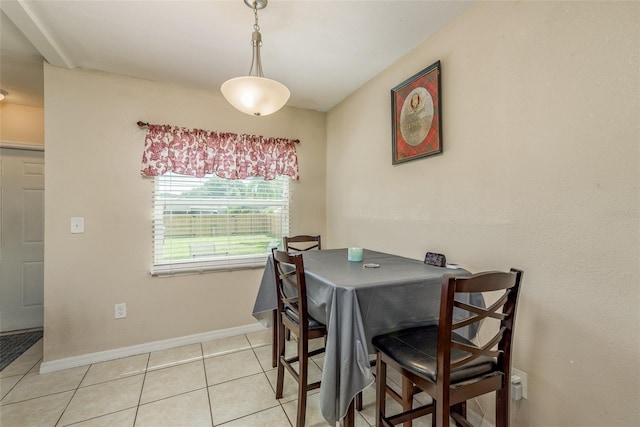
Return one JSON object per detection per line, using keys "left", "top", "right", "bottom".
{"left": 271, "top": 234, "right": 322, "bottom": 368}
{"left": 284, "top": 234, "right": 322, "bottom": 252}
{"left": 273, "top": 249, "right": 327, "bottom": 427}
{"left": 373, "top": 269, "right": 523, "bottom": 427}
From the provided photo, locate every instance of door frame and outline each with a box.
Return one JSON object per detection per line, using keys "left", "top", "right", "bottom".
{"left": 0, "top": 140, "right": 45, "bottom": 331}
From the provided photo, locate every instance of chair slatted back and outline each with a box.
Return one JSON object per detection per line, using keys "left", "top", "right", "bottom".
{"left": 272, "top": 249, "right": 309, "bottom": 332}
{"left": 438, "top": 269, "right": 523, "bottom": 377}
{"left": 284, "top": 235, "right": 321, "bottom": 252}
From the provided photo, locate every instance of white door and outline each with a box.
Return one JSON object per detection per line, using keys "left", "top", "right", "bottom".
{"left": 0, "top": 147, "right": 44, "bottom": 332}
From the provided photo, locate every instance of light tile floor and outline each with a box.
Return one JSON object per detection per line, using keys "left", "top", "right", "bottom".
{"left": 0, "top": 329, "right": 434, "bottom": 427}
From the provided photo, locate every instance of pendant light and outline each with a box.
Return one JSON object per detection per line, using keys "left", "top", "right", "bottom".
{"left": 221, "top": 0, "right": 290, "bottom": 117}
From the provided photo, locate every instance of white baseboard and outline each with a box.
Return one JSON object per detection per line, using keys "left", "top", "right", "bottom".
{"left": 39, "top": 322, "right": 265, "bottom": 374}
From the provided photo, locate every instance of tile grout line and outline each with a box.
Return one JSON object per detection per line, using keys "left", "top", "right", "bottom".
{"left": 54, "top": 361, "right": 91, "bottom": 426}
{"left": 0, "top": 365, "right": 34, "bottom": 402}
{"left": 210, "top": 334, "right": 290, "bottom": 425}
{"left": 200, "top": 341, "right": 215, "bottom": 427}
{"left": 253, "top": 332, "right": 295, "bottom": 426}
{"left": 55, "top": 365, "right": 150, "bottom": 426}
{"left": 238, "top": 332, "right": 293, "bottom": 426}
{"left": 131, "top": 351, "right": 152, "bottom": 426}
{"left": 6, "top": 331, "right": 306, "bottom": 427}
{"left": 60, "top": 406, "right": 140, "bottom": 427}
{"left": 0, "top": 339, "right": 44, "bottom": 402}
{"left": 55, "top": 356, "right": 150, "bottom": 425}
{"left": 2, "top": 389, "right": 73, "bottom": 409}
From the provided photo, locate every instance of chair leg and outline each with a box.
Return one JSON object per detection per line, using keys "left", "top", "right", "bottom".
{"left": 271, "top": 310, "right": 278, "bottom": 368}
{"left": 435, "top": 395, "right": 450, "bottom": 427}
{"left": 275, "top": 322, "right": 286, "bottom": 399}
{"left": 356, "top": 359, "right": 374, "bottom": 411}
{"left": 355, "top": 391, "right": 363, "bottom": 411}
{"left": 375, "top": 353, "right": 387, "bottom": 427}
{"left": 495, "top": 387, "right": 510, "bottom": 427}
{"left": 402, "top": 377, "right": 414, "bottom": 427}
{"left": 296, "top": 336, "right": 309, "bottom": 427}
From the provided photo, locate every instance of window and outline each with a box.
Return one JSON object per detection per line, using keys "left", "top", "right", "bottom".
{"left": 152, "top": 173, "right": 290, "bottom": 275}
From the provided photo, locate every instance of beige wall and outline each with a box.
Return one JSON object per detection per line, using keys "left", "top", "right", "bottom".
{"left": 39, "top": 1, "right": 640, "bottom": 424}
{"left": 327, "top": 2, "right": 638, "bottom": 427}
{"left": 43, "top": 65, "right": 326, "bottom": 361}
{"left": 0, "top": 103, "right": 44, "bottom": 145}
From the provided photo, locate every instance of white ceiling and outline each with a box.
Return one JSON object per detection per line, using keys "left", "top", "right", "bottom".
{"left": 0, "top": 0, "right": 472, "bottom": 111}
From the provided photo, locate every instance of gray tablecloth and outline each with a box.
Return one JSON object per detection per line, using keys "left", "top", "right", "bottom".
{"left": 252, "top": 248, "right": 480, "bottom": 425}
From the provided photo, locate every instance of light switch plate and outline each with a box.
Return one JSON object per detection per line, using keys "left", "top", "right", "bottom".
{"left": 70, "top": 217, "right": 85, "bottom": 234}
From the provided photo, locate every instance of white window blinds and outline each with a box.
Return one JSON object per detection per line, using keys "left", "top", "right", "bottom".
{"left": 152, "top": 173, "right": 290, "bottom": 275}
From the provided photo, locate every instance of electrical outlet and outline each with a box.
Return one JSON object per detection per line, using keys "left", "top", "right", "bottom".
{"left": 70, "top": 217, "right": 85, "bottom": 234}
{"left": 511, "top": 367, "right": 528, "bottom": 399}
{"left": 115, "top": 303, "right": 127, "bottom": 319}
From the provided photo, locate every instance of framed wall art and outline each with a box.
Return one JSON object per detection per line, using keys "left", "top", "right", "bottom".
{"left": 391, "top": 60, "right": 442, "bottom": 164}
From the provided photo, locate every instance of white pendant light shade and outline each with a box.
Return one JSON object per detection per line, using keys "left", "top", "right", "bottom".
{"left": 222, "top": 0, "right": 289, "bottom": 117}
{"left": 221, "top": 76, "right": 290, "bottom": 117}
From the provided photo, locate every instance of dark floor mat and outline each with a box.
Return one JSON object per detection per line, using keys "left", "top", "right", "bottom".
{"left": 0, "top": 330, "right": 43, "bottom": 371}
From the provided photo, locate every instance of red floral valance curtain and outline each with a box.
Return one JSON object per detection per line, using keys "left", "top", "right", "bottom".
{"left": 140, "top": 124, "right": 299, "bottom": 180}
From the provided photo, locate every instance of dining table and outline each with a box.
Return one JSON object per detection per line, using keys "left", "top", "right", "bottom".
{"left": 251, "top": 248, "right": 481, "bottom": 426}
